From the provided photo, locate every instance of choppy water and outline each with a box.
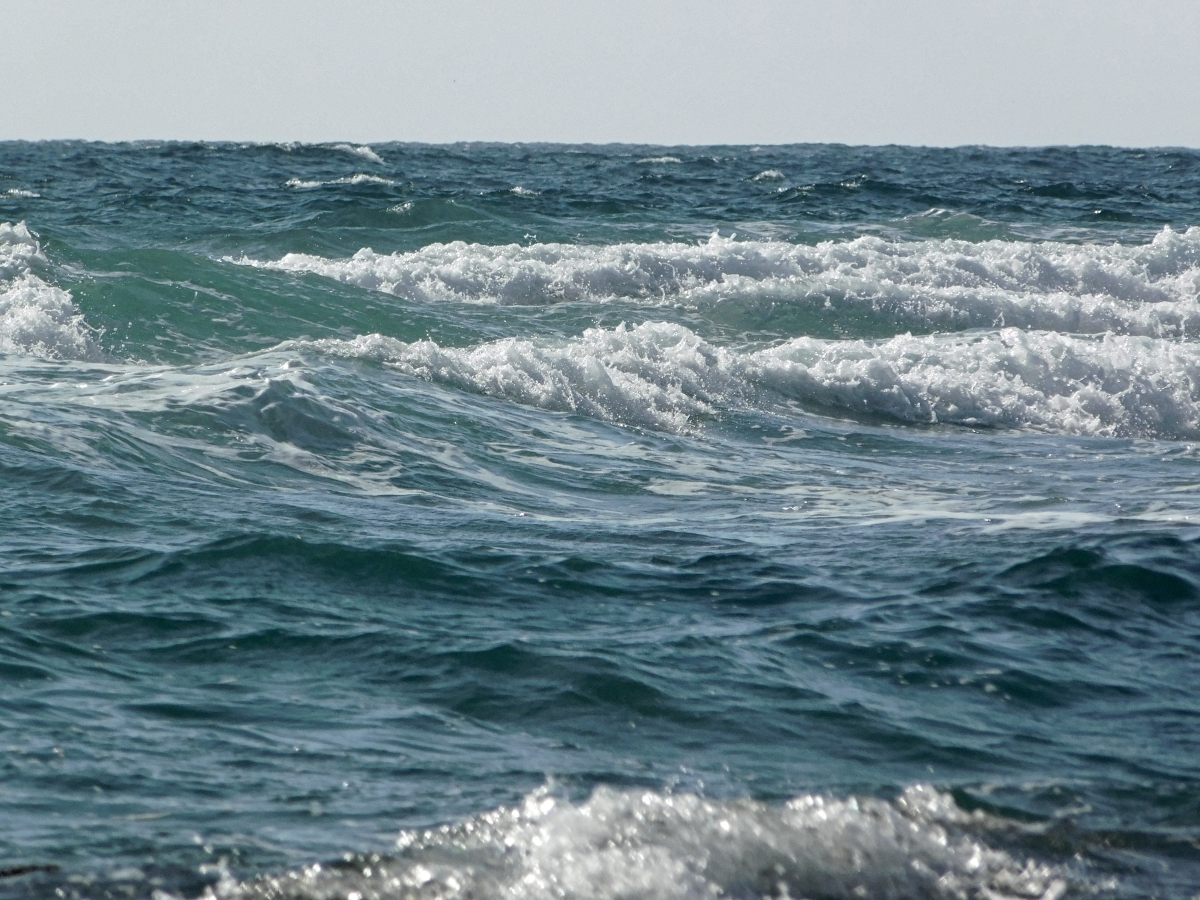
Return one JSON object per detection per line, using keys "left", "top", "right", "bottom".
{"left": 2, "top": 142, "right": 1200, "bottom": 899}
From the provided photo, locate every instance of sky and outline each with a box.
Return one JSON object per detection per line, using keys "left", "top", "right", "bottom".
{"left": 4, "top": 0, "right": 1198, "bottom": 147}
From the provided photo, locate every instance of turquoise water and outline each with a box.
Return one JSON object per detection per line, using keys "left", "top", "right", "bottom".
{"left": 2, "top": 142, "right": 1200, "bottom": 899}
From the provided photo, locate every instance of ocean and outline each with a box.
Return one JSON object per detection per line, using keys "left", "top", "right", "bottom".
{"left": 1, "top": 141, "right": 1199, "bottom": 899}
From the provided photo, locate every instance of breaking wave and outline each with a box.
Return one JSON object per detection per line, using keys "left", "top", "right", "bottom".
{"left": 332, "top": 143, "right": 386, "bottom": 165}
{"left": 0, "top": 221, "right": 101, "bottom": 360}
{"left": 290, "top": 320, "right": 1200, "bottom": 438}
{"left": 286, "top": 174, "right": 399, "bottom": 189}
{"left": 232, "top": 229, "right": 1200, "bottom": 338}
{"left": 209, "top": 784, "right": 1070, "bottom": 900}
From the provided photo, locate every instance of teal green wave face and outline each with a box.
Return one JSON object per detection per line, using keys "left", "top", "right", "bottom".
{"left": 1, "top": 142, "right": 1199, "bottom": 900}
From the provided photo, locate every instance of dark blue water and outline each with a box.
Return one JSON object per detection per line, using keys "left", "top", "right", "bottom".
{"left": 2, "top": 142, "right": 1200, "bottom": 899}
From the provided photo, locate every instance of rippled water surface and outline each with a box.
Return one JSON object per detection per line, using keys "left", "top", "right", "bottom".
{"left": 2, "top": 142, "right": 1200, "bottom": 899}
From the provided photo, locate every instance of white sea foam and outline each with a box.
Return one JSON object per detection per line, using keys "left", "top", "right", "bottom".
{"left": 332, "top": 143, "right": 385, "bottom": 165}
{"left": 0, "top": 221, "right": 43, "bottom": 279}
{"left": 212, "top": 784, "right": 1068, "bottom": 900}
{"left": 509, "top": 185, "right": 539, "bottom": 197}
{"left": 286, "top": 174, "right": 398, "bottom": 189}
{"left": 289, "top": 319, "right": 1200, "bottom": 438}
{"left": 341, "top": 174, "right": 397, "bottom": 186}
{"left": 4, "top": 188, "right": 39, "bottom": 198}
{"left": 748, "top": 328, "right": 1200, "bottom": 437}
{"left": 0, "top": 222, "right": 100, "bottom": 360}
{"left": 752, "top": 169, "right": 785, "bottom": 181}
{"left": 294, "top": 325, "right": 720, "bottom": 433}
{"left": 638, "top": 155, "right": 682, "bottom": 164}
{"left": 234, "top": 228, "right": 1200, "bottom": 337}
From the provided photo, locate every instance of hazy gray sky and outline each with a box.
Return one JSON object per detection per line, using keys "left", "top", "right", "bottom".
{"left": 5, "top": 1, "right": 1198, "bottom": 146}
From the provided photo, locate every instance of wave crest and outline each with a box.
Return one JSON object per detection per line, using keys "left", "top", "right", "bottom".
{"left": 332, "top": 143, "right": 385, "bottom": 165}
{"left": 290, "top": 321, "right": 1200, "bottom": 439}
{"left": 0, "top": 222, "right": 101, "bottom": 361}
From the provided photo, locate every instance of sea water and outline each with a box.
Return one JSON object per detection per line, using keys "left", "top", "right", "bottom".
{"left": 1, "top": 142, "right": 1199, "bottom": 899}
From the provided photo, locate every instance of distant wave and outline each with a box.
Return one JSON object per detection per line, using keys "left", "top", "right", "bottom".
{"left": 232, "top": 228, "right": 1200, "bottom": 338}
{"left": 285, "top": 173, "right": 399, "bottom": 189}
{"left": 332, "top": 143, "right": 385, "bottom": 165}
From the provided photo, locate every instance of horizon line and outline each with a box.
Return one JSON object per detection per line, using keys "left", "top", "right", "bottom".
{"left": 2, "top": 138, "right": 1199, "bottom": 152}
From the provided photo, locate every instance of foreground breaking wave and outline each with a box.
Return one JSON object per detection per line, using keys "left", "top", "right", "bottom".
{"left": 293, "top": 322, "right": 1200, "bottom": 438}
{"left": 207, "top": 785, "right": 1069, "bottom": 900}
{"left": 235, "top": 228, "right": 1200, "bottom": 338}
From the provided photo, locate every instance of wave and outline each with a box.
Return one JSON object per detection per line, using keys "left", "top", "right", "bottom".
{"left": 331, "top": 143, "right": 385, "bottom": 165}
{"left": 0, "top": 222, "right": 101, "bottom": 361}
{"left": 285, "top": 174, "right": 399, "bottom": 189}
{"left": 294, "top": 326, "right": 717, "bottom": 433}
{"left": 233, "top": 228, "right": 1200, "bottom": 338}
{"left": 215, "top": 784, "right": 1069, "bottom": 900}
{"left": 289, "top": 321, "right": 1200, "bottom": 439}
{"left": 752, "top": 169, "right": 785, "bottom": 182}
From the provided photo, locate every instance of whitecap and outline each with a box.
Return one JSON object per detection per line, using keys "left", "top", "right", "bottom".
{"left": 748, "top": 327, "right": 1200, "bottom": 438}
{"left": 0, "top": 222, "right": 102, "bottom": 361}
{"left": 287, "top": 318, "right": 1200, "bottom": 439}
{"left": 332, "top": 143, "right": 385, "bottom": 165}
{"left": 286, "top": 174, "right": 398, "bottom": 189}
{"left": 0, "top": 220, "right": 44, "bottom": 279}
{"left": 752, "top": 169, "right": 785, "bottom": 181}
{"left": 510, "top": 186, "right": 539, "bottom": 197}
{"left": 4, "top": 188, "right": 39, "bottom": 199}
{"left": 638, "top": 156, "right": 682, "bottom": 164}
{"left": 338, "top": 173, "right": 396, "bottom": 186}
{"left": 289, "top": 323, "right": 717, "bottom": 434}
